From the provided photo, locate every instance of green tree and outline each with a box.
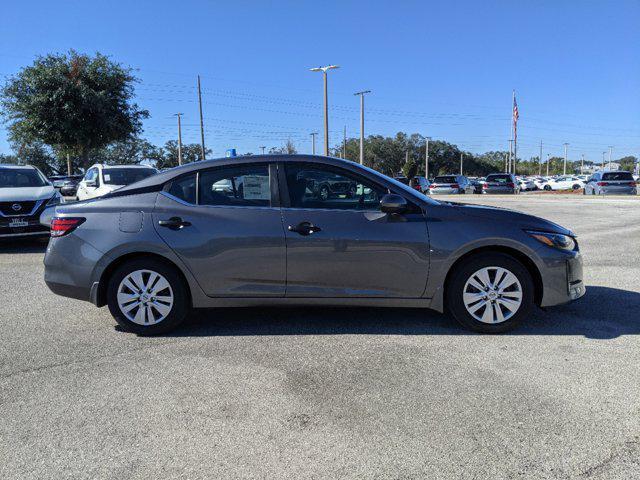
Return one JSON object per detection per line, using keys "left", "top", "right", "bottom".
{"left": 269, "top": 139, "right": 297, "bottom": 155}
{"left": 1, "top": 51, "right": 148, "bottom": 173}
{"left": 87, "top": 137, "right": 159, "bottom": 166}
{"left": 617, "top": 156, "right": 637, "bottom": 172}
{"left": 151, "top": 141, "right": 211, "bottom": 170}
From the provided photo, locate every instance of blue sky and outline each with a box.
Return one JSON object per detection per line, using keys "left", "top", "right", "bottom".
{"left": 1, "top": 0, "right": 639, "bottom": 163}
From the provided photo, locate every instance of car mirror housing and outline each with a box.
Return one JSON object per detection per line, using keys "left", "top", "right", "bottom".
{"left": 85, "top": 180, "right": 97, "bottom": 187}
{"left": 380, "top": 194, "right": 408, "bottom": 214}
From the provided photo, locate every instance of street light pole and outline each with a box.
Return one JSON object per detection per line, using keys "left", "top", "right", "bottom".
{"left": 460, "top": 153, "right": 463, "bottom": 175}
{"left": 197, "top": 75, "right": 206, "bottom": 161}
{"left": 425, "top": 137, "right": 431, "bottom": 180}
{"left": 174, "top": 113, "right": 184, "bottom": 166}
{"left": 546, "top": 154, "right": 550, "bottom": 176}
{"left": 539, "top": 140, "right": 543, "bottom": 175}
{"left": 602, "top": 151, "right": 606, "bottom": 170}
{"left": 260, "top": 146, "right": 266, "bottom": 155}
{"left": 563, "top": 143, "right": 569, "bottom": 175}
{"left": 310, "top": 132, "right": 318, "bottom": 155}
{"left": 608, "top": 146, "right": 613, "bottom": 170}
{"left": 354, "top": 90, "right": 371, "bottom": 165}
{"left": 310, "top": 65, "right": 339, "bottom": 156}
{"left": 581, "top": 154, "right": 584, "bottom": 174}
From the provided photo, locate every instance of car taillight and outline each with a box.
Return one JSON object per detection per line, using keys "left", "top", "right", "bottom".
{"left": 597, "top": 182, "right": 608, "bottom": 186}
{"left": 429, "top": 185, "right": 437, "bottom": 189}
{"left": 628, "top": 182, "right": 637, "bottom": 187}
{"left": 482, "top": 183, "right": 488, "bottom": 189}
{"left": 506, "top": 182, "right": 515, "bottom": 188}
{"left": 451, "top": 184, "right": 459, "bottom": 188}
{"left": 413, "top": 185, "right": 421, "bottom": 190}
{"left": 50, "top": 217, "right": 85, "bottom": 237}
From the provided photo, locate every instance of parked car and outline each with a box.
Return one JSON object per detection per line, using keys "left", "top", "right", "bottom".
{"left": 532, "top": 177, "right": 549, "bottom": 190}
{"left": 583, "top": 171, "right": 637, "bottom": 195}
{"left": 428, "top": 175, "right": 474, "bottom": 194}
{"left": 44, "top": 154, "right": 585, "bottom": 335}
{"left": 482, "top": 173, "right": 519, "bottom": 194}
{"left": 469, "top": 177, "right": 486, "bottom": 194}
{"left": 409, "top": 176, "right": 430, "bottom": 194}
{"left": 517, "top": 177, "right": 536, "bottom": 191}
{"left": 76, "top": 164, "right": 157, "bottom": 201}
{"left": 49, "top": 174, "right": 83, "bottom": 197}
{"left": 0, "top": 164, "right": 64, "bottom": 239}
{"left": 542, "top": 176, "right": 585, "bottom": 191}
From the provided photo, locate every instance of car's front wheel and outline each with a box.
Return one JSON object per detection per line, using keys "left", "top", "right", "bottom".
{"left": 107, "top": 258, "right": 189, "bottom": 335}
{"left": 445, "top": 253, "right": 535, "bottom": 333}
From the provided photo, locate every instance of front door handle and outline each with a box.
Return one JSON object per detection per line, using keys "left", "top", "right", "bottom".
{"left": 288, "top": 221, "right": 321, "bottom": 236}
{"left": 158, "top": 216, "right": 192, "bottom": 230}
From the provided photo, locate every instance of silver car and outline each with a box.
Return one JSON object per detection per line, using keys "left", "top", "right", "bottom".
{"left": 583, "top": 171, "right": 637, "bottom": 195}
{"left": 44, "top": 155, "right": 585, "bottom": 335}
{"left": 428, "top": 175, "right": 474, "bottom": 194}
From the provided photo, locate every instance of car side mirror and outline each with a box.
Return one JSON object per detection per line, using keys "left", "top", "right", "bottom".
{"left": 85, "top": 180, "right": 96, "bottom": 187}
{"left": 380, "top": 194, "right": 408, "bottom": 214}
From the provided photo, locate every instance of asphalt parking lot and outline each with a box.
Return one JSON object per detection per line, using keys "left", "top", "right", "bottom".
{"left": 1, "top": 195, "right": 639, "bottom": 479}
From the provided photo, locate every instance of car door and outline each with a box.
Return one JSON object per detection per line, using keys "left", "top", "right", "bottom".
{"left": 279, "top": 162, "right": 429, "bottom": 298}
{"left": 153, "top": 163, "right": 286, "bottom": 297}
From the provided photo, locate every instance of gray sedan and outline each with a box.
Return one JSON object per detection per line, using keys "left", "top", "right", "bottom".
{"left": 44, "top": 155, "right": 585, "bottom": 335}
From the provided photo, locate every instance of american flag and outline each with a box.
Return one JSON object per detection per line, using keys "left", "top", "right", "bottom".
{"left": 513, "top": 95, "right": 519, "bottom": 141}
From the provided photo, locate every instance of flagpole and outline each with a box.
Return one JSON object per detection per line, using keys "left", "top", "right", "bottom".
{"left": 509, "top": 91, "right": 514, "bottom": 174}
{"left": 512, "top": 89, "right": 517, "bottom": 175}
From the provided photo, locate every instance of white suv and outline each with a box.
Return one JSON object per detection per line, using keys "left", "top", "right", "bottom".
{"left": 76, "top": 164, "right": 157, "bottom": 201}
{"left": 0, "top": 164, "right": 64, "bottom": 238}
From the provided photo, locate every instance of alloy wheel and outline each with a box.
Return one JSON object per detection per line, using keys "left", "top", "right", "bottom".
{"left": 462, "top": 266, "right": 523, "bottom": 324}
{"left": 117, "top": 269, "right": 174, "bottom": 325}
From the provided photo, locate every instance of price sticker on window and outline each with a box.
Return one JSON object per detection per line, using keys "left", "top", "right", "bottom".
{"left": 242, "top": 175, "right": 270, "bottom": 200}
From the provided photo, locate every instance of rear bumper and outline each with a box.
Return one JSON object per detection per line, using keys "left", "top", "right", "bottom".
{"left": 44, "top": 234, "right": 105, "bottom": 303}
{"left": 599, "top": 187, "right": 637, "bottom": 195}
{"left": 430, "top": 188, "right": 461, "bottom": 194}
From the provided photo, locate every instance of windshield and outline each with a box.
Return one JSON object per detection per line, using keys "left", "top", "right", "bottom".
{"left": 102, "top": 168, "right": 156, "bottom": 185}
{"left": 0, "top": 168, "right": 49, "bottom": 188}
{"left": 602, "top": 172, "right": 633, "bottom": 181}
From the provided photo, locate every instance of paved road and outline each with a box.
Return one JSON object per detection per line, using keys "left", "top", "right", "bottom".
{"left": 1, "top": 196, "right": 639, "bottom": 479}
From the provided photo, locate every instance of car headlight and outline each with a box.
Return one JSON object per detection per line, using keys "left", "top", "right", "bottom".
{"left": 526, "top": 230, "right": 576, "bottom": 251}
{"left": 46, "top": 194, "right": 64, "bottom": 206}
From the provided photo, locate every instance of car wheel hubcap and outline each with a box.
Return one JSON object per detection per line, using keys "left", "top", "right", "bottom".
{"left": 463, "top": 266, "right": 522, "bottom": 324}
{"left": 117, "top": 270, "right": 174, "bottom": 325}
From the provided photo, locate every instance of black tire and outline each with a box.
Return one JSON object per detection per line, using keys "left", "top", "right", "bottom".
{"left": 544, "top": 185, "right": 552, "bottom": 191}
{"left": 572, "top": 184, "right": 580, "bottom": 190}
{"left": 106, "top": 258, "right": 190, "bottom": 335}
{"left": 445, "top": 253, "right": 535, "bottom": 333}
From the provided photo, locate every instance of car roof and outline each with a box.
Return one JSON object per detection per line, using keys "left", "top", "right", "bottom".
{"left": 0, "top": 164, "right": 37, "bottom": 170}
{"left": 88, "top": 163, "right": 156, "bottom": 169}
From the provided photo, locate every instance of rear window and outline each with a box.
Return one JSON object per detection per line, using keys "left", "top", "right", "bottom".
{"left": 602, "top": 172, "right": 633, "bottom": 181}
{"left": 486, "top": 174, "right": 511, "bottom": 183}
{"left": 433, "top": 176, "right": 457, "bottom": 183}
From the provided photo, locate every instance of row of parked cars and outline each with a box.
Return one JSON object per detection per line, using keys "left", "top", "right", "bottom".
{"left": 396, "top": 171, "right": 639, "bottom": 196}
{"left": 0, "top": 163, "right": 157, "bottom": 239}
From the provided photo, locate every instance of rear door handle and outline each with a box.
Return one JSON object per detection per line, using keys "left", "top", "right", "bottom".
{"left": 288, "top": 221, "right": 321, "bottom": 236}
{"left": 158, "top": 216, "right": 191, "bottom": 230}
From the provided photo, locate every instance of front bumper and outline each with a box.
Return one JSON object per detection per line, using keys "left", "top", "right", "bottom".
{"left": 539, "top": 249, "right": 585, "bottom": 307}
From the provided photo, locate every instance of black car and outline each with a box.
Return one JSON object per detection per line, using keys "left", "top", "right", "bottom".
{"left": 49, "top": 175, "right": 83, "bottom": 197}
{"left": 301, "top": 170, "right": 357, "bottom": 200}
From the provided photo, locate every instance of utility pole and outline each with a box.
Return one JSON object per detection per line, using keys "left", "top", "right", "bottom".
{"left": 546, "top": 154, "right": 550, "bottom": 176}
{"left": 460, "top": 152, "right": 464, "bottom": 175}
{"left": 310, "top": 132, "right": 318, "bottom": 155}
{"left": 66, "top": 153, "right": 71, "bottom": 176}
{"left": 260, "top": 146, "right": 266, "bottom": 155}
{"left": 174, "top": 113, "right": 183, "bottom": 165}
{"left": 539, "top": 140, "right": 543, "bottom": 175}
{"left": 504, "top": 152, "right": 508, "bottom": 173}
{"left": 508, "top": 140, "right": 513, "bottom": 173}
{"left": 563, "top": 143, "right": 569, "bottom": 175}
{"left": 310, "top": 65, "right": 339, "bottom": 155}
{"left": 343, "top": 126, "right": 346, "bottom": 160}
{"left": 425, "top": 137, "right": 431, "bottom": 180}
{"left": 581, "top": 154, "right": 584, "bottom": 174}
{"left": 608, "top": 146, "right": 613, "bottom": 170}
{"left": 197, "top": 75, "right": 206, "bottom": 161}
{"left": 354, "top": 90, "right": 371, "bottom": 165}
{"left": 602, "top": 151, "right": 606, "bottom": 170}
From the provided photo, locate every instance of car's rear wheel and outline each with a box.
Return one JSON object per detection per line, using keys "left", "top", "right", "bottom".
{"left": 544, "top": 185, "right": 552, "bottom": 191}
{"left": 107, "top": 258, "right": 189, "bottom": 335}
{"left": 445, "top": 253, "right": 535, "bottom": 333}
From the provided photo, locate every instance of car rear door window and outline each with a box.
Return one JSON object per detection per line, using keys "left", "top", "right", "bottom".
{"left": 199, "top": 164, "right": 271, "bottom": 207}
{"left": 486, "top": 174, "right": 511, "bottom": 183}
{"left": 284, "top": 163, "right": 385, "bottom": 210}
{"left": 167, "top": 174, "right": 197, "bottom": 204}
